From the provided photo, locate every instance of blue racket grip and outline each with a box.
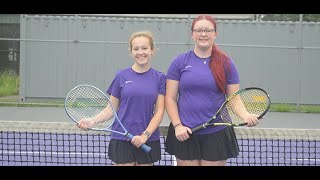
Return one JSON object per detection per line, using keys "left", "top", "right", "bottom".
{"left": 126, "top": 133, "right": 152, "bottom": 153}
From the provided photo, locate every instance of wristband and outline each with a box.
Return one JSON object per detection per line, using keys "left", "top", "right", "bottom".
{"left": 142, "top": 130, "right": 151, "bottom": 138}
{"left": 173, "top": 123, "right": 182, "bottom": 129}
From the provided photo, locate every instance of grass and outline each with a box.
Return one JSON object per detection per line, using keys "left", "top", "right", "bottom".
{"left": 0, "top": 70, "right": 64, "bottom": 107}
{"left": 270, "top": 103, "right": 320, "bottom": 113}
{"left": 0, "top": 70, "right": 19, "bottom": 97}
{"left": 0, "top": 102, "right": 64, "bottom": 107}
{"left": 300, "top": 105, "right": 320, "bottom": 113}
{"left": 270, "top": 104, "right": 297, "bottom": 112}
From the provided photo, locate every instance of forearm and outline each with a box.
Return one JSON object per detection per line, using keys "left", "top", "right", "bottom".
{"left": 165, "top": 79, "right": 182, "bottom": 128}
{"left": 145, "top": 109, "right": 164, "bottom": 135}
{"left": 165, "top": 98, "right": 182, "bottom": 127}
{"left": 144, "top": 95, "right": 165, "bottom": 136}
{"left": 228, "top": 96, "right": 250, "bottom": 121}
{"left": 92, "top": 104, "right": 114, "bottom": 124}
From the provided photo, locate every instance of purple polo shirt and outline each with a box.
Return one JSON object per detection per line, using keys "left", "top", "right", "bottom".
{"left": 166, "top": 50, "right": 240, "bottom": 135}
{"left": 107, "top": 67, "right": 166, "bottom": 141}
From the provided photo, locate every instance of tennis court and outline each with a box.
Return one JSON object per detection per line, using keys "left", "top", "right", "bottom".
{"left": 1, "top": 107, "right": 320, "bottom": 166}
{"left": 1, "top": 14, "right": 320, "bottom": 166}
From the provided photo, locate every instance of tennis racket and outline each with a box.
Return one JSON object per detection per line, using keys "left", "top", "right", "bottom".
{"left": 64, "top": 84, "right": 151, "bottom": 153}
{"left": 192, "top": 87, "right": 271, "bottom": 133}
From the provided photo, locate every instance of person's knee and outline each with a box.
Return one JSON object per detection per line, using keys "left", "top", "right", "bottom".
{"left": 200, "top": 159, "right": 227, "bottom": 166}
{"left": 177, "top": 159, "right": 200, "bottom": 166}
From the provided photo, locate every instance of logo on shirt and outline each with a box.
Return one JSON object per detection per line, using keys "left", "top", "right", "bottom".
{"left": 185, "top": 66, "right": 192, "bottom": 69}
{"left": 125, "top": 81, "right": 133, "bottom": 84}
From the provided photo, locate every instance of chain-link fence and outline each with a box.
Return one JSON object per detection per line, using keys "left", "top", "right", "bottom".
{"left": 0, "top": 23, "right": 20, "bottom": 75}
{"left": 0, "top": 21, "right": 19, "bottom": 100}
{"left": 1, "top": 14, "right": 320, "bottom": 113}
{"left": 255, "top": 14, "right": 320, "bottom": 22}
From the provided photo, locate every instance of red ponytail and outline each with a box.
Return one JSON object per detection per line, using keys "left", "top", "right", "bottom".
{"left": 192, "top": 15, "right": 231, "bottom": 94}
{"left": 209, "top": 45, "right": 231, "bottom": 94}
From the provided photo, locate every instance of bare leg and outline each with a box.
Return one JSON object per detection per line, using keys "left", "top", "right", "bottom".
{"left": 177, "top": 159, "right": 201, "bottom": 166}
{"left": 135, "top": 162, "right": 153, "bottom": 166}
{"left": 113, "top": 162, "right": 135, "bottom": 166}
{"left": 200, "top": 159, "right": 227, "bottom": 166}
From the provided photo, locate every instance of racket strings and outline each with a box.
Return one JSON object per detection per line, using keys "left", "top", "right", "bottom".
{"left": 222, "top": 89, "right": 270, "bottom": 124}
{"left": 65, "top": 86, "right": 115, "bottom": 129}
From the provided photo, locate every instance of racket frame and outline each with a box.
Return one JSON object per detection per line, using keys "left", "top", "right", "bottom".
{"left": 191, "top": 87, "right": 271, "bottom": 132}
{"left": 65, "top": 84, "right": 152, "bottom": 153}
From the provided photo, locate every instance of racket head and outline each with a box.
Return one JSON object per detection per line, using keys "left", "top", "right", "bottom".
{"left": 221, "top": 87, "right": 271, "bottom": 124}
{"left": 64, "top": 84, "right": 116, "bottom": 130}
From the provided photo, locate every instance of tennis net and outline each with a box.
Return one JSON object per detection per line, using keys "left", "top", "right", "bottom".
{"left": 1, "top": 121, "right": 319, "bottom": 166}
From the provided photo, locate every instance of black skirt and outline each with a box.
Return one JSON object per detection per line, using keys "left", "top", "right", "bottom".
{"left": 164, "top": 124, "right": 239, "bottom": 161}
{"left": 108, "top": 139, "right": 161, "bottom": 164}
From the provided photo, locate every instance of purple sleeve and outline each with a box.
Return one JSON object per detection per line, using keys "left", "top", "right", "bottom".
{"left": 227, "top": 59, "right": 240, "bottom": 84}
{"left": 166, "top": 56, "right": 182, "bottom": 81}
{"left": 159, "top": 73, "right": 166, "bottom": 95}
{"left": 107, "top": 72, "right": 122, "bottom": 98}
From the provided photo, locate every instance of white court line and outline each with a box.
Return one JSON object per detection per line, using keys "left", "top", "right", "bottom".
{"left": 6, "top": 151, "right": 318, "bottom": 165}
{"left": 235, "top": 157, "right": 320, "bottom": 162}
{"left": 1, "top": 151, "right": 178, "bottom": 165}
{"left": 0, "top": 150, "right": 320, "bottom": 166}
{"left": 0, "top": 150, "right": 107, "bottom": 157}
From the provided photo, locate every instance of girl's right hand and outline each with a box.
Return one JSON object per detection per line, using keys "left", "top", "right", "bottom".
{"left": 77, "top": 118, "right": 95, "bottom": 130}
{"left": 175, "top": 125, "right": 192, "bottom": 142}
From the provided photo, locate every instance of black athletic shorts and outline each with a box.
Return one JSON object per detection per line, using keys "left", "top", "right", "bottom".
{"left": 165, "top": 124, "right": 239, "bottom": 161}
{"left": 108, "top": 139, "right": 161, "bottom": 164}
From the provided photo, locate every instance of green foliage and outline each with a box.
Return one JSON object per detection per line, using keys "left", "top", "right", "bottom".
{"left": 0, "top": 70, "right": 19, "bottom": 97}
{"left": 270, "top": 103, "right": 320, "bottom": 113}
{"left": 300, "top": 105, "right": 320, "bottom": 113}
{"left": 0, "top": 102, "right": 63, "bottom": 107}
{"left": 270, "top": 104, "right": 297, "bottom": 112}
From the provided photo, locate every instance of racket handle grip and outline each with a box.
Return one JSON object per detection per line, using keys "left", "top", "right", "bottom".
{"left": 238, "top": 122, "right": 248, "bottom": 126}
{"left": 126, "top": 133, "right": 152, "bottom": 153}
{"left": 191, "top": 123, "right": 207, "bottom": 133}
{"left": 140, "top": 144, "right": 152, "bottom": 153}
